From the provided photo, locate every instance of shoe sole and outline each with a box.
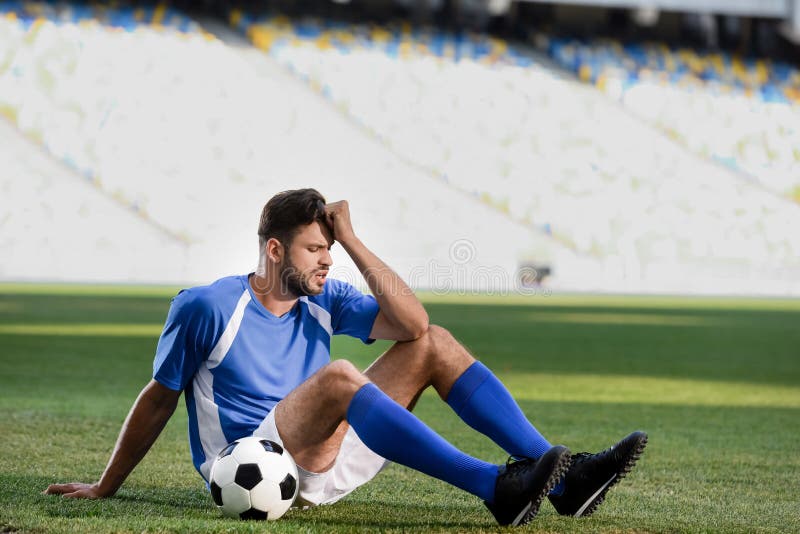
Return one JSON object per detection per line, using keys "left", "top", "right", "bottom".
{"left": 574, "top": 432, "right": 648, "bottom": 518}
{"left": 515, "top": 447, "right": 573, "bottom": 526}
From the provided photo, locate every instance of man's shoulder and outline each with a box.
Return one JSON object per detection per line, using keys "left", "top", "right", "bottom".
{"left": 310, "top": 278, "right": 360, "bottom": 305}
{"left": 172, "top": 274, "right": 247, "bottom": 315}
{"left": 320, "top": 277, "right": 352, "bottom": 293}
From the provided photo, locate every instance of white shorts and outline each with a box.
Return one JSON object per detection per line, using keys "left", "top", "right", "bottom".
{"left": 252, "top": 404, "right": 389, "bottom": 507}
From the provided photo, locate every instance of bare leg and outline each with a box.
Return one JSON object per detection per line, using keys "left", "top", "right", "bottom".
{"left": 274, "top": 325, "right": 475, "bottom": 472}
{"left": 274, "top": 359, "right": 367, "bottom": 472}
{"left": 364, "top": 325, "right": 475, "bottom": 407}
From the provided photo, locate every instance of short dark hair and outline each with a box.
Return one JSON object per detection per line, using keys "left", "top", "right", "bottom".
{"left": 257, "top": 188, "right": 327, "bottom": 249}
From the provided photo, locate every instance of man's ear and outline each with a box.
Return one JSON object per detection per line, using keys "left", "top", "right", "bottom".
{"left": 266, "top": 237, "right": 284, "bottom": 264}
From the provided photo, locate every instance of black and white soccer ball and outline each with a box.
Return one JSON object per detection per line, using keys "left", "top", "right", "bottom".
{"left": 208, "top": 436, "right": 299, "bottom": 520}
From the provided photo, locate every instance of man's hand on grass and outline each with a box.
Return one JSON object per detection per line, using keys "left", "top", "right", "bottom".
{"left": 43, "top": 482, "right": 110, "bottom": 499}
{"left": 42, "top": 380, "right": 180, "bottom": 503}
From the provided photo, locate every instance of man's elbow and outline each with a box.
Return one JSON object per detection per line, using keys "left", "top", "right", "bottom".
{"left": 405, "top": 313, "right": 429, "bottom": 341}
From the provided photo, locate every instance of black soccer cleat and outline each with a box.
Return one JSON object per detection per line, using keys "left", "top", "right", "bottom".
{"left": 548, "top": 431, "right": 648, "bottom": 518}
{"left": 485, "top": 445, "right": 572, "bottom": 526}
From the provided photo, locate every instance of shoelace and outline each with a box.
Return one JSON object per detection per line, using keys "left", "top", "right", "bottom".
{"left": 502, "top": 456, "right": 532, "bottom": 481}
{"left": 571, "top": 452, "right": 594, "bottom": 465}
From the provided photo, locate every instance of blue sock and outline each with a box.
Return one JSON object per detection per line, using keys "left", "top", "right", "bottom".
{"left": 446, "top": 361, "right": 553, "bottom": 459}
{"left": 446, "top": 362, "right": 567, "bottom": 495}
{"left": 347, "top": 383, "right": 499, "bottom": 502}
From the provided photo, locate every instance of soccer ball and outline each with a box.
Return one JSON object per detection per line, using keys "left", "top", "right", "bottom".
{"left": 208, "top": 436, "right": 299, "bottom": 520}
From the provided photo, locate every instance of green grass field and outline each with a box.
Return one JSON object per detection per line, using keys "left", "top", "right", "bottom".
{"left": 1, "top": 285, "right": 798, "bottom": 533}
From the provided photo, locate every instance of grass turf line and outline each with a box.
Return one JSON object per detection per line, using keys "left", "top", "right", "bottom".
{"left": 0, "top": 287, "right": 798, "bottom": 533}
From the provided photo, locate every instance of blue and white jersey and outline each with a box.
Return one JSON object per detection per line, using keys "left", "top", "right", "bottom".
{"left": 152, "top": 274, "right": 379, "bottom": 480}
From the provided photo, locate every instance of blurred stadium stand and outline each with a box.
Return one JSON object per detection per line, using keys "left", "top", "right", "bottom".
{"left": 541, "top": 36, "right": 800, "bottom": 200}
{"left": 232, "top": 10, "right": 800, "bottom": 293}
{"left": 0, "top": 117, "right": 191, "bottom": 282}
{"left": 1, "top": 1, "right": 799, "bottom": 295}
{"left": 520, "top": 0, "right": 795, "bottom": 19}
{"left": 0, "top": 1, "right": 560, "bottom": 290}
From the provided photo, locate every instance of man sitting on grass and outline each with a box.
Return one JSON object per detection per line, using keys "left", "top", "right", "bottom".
{"left": 45, "top": 188, "right": 647, "bottom": 526}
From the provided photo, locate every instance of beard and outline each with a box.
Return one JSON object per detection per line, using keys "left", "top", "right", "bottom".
{"left": 279, "top": 256, "right": 323, "bottom": 297}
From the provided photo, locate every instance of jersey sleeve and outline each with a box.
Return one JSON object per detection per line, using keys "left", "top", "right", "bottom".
{"left": 331, "top": 281, "right": 380, "bottom": 344}
{"left": 152, "top": 290, "right": 219, "bottom": 391}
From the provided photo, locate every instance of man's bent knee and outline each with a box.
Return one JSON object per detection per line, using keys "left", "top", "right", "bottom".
{"left": 419, "top": 324, "right": 475, "bottom": 394}
{"left": 319, "top": 360, "right": 369, "bottom": 398}
{"left": 323, "top": 359, "right": 362, "bottom": 379}
{"left": 415, "top": 324, "right": 459, "bottom": 355}
{"left": 426, "top": 324, "right": 454, "bottom": 343}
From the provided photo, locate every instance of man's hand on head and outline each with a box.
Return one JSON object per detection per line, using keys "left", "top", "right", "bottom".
{"left": 324, "top": 200, "right": 357, "bottom": 245}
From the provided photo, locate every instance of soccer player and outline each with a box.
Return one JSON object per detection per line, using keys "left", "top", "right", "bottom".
{"left": 45, "top": 189, "right": 647, "bottom": 526}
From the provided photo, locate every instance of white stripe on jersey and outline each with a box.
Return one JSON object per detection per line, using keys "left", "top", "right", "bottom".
{"left": 195, "top": 364, "right": 230, "bottom": 480}
{"left": 196, "top": 289, "right": 251, "bottom": 479}
{"left": 208, "top": 289, "right": 251, "bottom": 369}
{"left": 301, "top": 297, "right": 333, "bottom": 337}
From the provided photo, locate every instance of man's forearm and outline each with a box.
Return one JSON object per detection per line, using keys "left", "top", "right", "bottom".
{"left": 96, "top": 381, "right": 178, "bottom": 496}
{"left": 341, "top": 236, "right": 428, "bottom": 337}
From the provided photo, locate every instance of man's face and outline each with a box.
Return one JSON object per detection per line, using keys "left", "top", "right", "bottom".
{"left": 279, "top": 221, "right": 334, "bottom": 297}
